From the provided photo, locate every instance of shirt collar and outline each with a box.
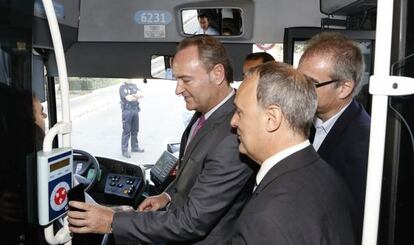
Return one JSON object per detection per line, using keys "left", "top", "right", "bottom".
{"left": 204, "top": 89, "right": 235, "bottom": 120}
{"left": 256, "top": 140, "right": 310, "bottom": 186}
{"left": 313, "top": 101, "right": 352, "bottom": 133}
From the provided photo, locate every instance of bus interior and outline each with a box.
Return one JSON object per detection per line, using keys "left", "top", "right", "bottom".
{"left": 1, "top": 0, "right": 414, "bottom": 244}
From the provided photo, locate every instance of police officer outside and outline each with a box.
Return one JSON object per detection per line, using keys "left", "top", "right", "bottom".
{"left": 119, "top": 80, "right": 144, "bottom": 158}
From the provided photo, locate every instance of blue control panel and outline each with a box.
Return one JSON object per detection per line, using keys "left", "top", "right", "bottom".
{"left": 104, "top": 174, "right": 142, "bottom": 198}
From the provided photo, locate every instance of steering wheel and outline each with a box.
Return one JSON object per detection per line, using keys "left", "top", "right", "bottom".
{"left": 72, "top": 149, "right": 100, "bottom": 192}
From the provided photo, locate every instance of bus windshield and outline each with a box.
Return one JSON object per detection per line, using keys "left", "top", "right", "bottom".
{"left": 55, "top": 78, "right": 190, "bottom": 163}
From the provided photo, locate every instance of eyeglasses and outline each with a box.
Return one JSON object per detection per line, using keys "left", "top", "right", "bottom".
{"left": 313, "top": 79, "right": 339, "bottom": 88}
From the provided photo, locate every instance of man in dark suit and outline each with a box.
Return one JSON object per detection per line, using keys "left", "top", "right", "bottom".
{"left": 227, "top": 61, "right": 356, "bottom": 244}
{"left": 297, "top": 32, "right": 371, "bottom": 241}
{"left": 67, "top": 35, "right": 254, "bottom": 244}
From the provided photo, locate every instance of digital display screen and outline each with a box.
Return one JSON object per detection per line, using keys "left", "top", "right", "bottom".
{"left": 50, "top": 158, "right": 70, "bottom": 172}
{"left": 151, "top": 151, "right": 178, "bottom": 181}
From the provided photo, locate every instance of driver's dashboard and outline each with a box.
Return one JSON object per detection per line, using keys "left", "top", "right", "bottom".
{"left": 73, "top": 154, "right": 146, "bottom": 208}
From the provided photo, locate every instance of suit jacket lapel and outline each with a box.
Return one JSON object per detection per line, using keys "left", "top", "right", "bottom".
{"left": 318, "top": 99, "right": 360, "bottom": 155}
{"left": 254, "top": 146, "right": 320, "bottom": 194}
{"left": 177, "top": 94, "right": 236, "bottom": 176}
{"left": 178, "top": 112, "right": 201, "bottom": 161}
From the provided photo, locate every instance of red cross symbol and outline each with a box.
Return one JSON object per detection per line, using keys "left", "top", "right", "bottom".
{"left": 54, "top": 187, "right": 67, "bottom": 205}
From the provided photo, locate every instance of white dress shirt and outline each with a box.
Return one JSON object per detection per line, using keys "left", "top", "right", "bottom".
{"left": 312, "top": 101, "right": 351, "bottom": 151}
{"left": 194, "top": 26, "right": 219, "bottom": 35}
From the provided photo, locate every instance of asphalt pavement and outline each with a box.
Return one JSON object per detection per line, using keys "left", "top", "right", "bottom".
{"left": 55, "top": 79, "right": 192, "bottom": 166}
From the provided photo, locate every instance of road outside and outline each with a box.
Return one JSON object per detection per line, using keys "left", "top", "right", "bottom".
{"left": 56, "top": 79, "right": 191, "bottom": 166}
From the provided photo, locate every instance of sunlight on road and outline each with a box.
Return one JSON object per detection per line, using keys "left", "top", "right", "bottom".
{"left": 57, "top": 79, "right": 191, "bottom": 165}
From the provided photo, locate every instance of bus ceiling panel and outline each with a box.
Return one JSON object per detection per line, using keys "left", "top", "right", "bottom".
{"left": 78, "top": 0, "right": 253, "bottom": 43}
{"left": 57, "top": 42, "right": 251, "bottom": 80}
{"left": 77, "top": 0, "right": 324, "bottom": 44}
{"left": 33, "top": 17, "right": 78, "bottom": 50}
{"left": 33, "top": 0, "right": 80, "bottom": 28}
{"left": 252, "top": 0, "right": 325, "bottom": 43}
{"left": 320, "top": 0, "right": 377, "bottom": 16}
{"left": 62, "top": 42, "right": 178, "bottom": 78}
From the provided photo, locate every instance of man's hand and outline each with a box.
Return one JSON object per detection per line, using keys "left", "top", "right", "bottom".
{"left": 125, "top": 94, "right": 135, "bottom": 102}
{"left": 138, "top": 193, "right": 170, "bottom": 212}
{"left": 67, "top": 201, "right": 115, "bottom": 234}
{"left": 134, "top": 91, "right": 144, "bottom": 100}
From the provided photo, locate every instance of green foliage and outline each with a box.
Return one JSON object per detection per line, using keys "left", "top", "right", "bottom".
{"left": 68, "top": 77, "right": 123, "bottom": 91}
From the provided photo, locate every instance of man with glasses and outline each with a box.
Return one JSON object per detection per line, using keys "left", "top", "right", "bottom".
{"left": 298, "top": 32, "right": 371, "bottom": 243}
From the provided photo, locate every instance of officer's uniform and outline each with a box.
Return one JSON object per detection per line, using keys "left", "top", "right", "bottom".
{"left": 119, "top": 82, "right": 143, "bottom": 157}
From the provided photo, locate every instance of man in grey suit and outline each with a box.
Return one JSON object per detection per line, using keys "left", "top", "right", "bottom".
{"left": 227, "top": 61, "right": 356, "bottom": 244}
{"left": 67, "top": 35, "right": 254, "bottom": 244}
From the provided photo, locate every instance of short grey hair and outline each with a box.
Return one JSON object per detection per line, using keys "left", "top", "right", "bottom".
{"left": 299, "top": 32, "right": 365, "bottom": 97}
{"left": 246, "top": 62, "right": 317, "bottom": 137}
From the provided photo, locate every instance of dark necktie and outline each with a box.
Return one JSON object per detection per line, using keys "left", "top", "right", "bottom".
{"left": 189, "top": 115, "right": 206, "bottom": 140}
{"left": 177, "top": 115, "right": 206, "bottom": 173}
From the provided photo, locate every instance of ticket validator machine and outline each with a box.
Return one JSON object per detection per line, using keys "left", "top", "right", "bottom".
{"left": 37, "top": 148, "right": 73, "bottom": 226}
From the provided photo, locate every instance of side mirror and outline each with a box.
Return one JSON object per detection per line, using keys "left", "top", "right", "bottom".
{"left": 151, "top": 55, "right": 175, "bottom": 80}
